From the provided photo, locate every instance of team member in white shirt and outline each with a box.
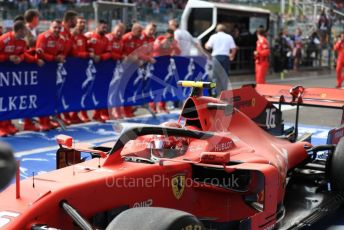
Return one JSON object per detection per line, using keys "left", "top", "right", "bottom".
{"left": 24, "top": 9, "right": 40, "bottom": 48}
{"left": 205, "top": 24, "right": 237, "bottom": 94}
{"left": 168, "top": 19, "right": 204, "bottom": 56}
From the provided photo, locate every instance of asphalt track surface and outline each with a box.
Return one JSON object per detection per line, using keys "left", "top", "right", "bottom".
{"left": 0, "top": 69, "right": 343, "bottom": 229}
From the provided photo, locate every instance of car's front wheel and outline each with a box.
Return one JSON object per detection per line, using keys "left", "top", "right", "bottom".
{"left": 106, "top": 207, "right": 204, "bottom": 230}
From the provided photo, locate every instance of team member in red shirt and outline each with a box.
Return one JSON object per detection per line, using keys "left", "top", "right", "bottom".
{"left": 141, "top": 22, "right": 157, "bottom": 63}
{"left": 334, "top": 32, "right": 344, "bottom": 88}
{"left": 57, "top": 11, "right": 79, "bottom": 124}
{"left": 86, "top": 20, "right": 111, "bottom": 63}
{"left": 122, "top": 23, "right": 144, "bottom": 58}
{"left": 153, "top": 29, "right": 181, "bottom": 113}
{"left": 106, "top": 22, "right": 126, "bottom": 119}
{"left": 71, "top": 17, "right": 94, "bottom": 59}
{"left": 107, "top": 22, "right": 125, "bottom": 61}
{"left": 142, "top": 23, "right": 159, "bottom": 113}
{"left": 69, "top": 16, "right": 94, "bottom": 123}
{"left": 36, "top": 19, "right": 65, "bottom": 62}
{"left": 122, "top": 22, "right": 156, "bottom": 64}
{"left": 153, "top": 29, "right": 181, "bottom": 57}
{"left": 36, "top": 19, "right": 66, "bottom": 131}
{"left": 0, "top": 21, "right": 29, "bottom": 136}
{"left": 60, "top": 10, "right": 78, "bottom": 56}
{"left": 86, "top": 20, "right": 111, "bottom": 122}
{"left": 254, "top": 27, "right": 270, "bottom": 84}
{"left": 122, "top": 23, "right": 150, "bottom": 117}
{"left": 0, "top": 21, "right": 36, "bottom": 63}
{"left": 142, "top": 23, "right": 163, "bottom": 113}
{"left": 142, "top": 23, "right": 156, "bottom": 43}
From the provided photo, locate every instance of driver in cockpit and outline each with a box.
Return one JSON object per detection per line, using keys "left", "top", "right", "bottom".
{"left": 121, "top": 121, "right": 189, "bottom": 159}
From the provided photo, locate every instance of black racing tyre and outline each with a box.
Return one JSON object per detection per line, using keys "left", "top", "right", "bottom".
{"left": 330, "top": 137, "right": 344, "bottom": 191}
{"left": 106, "top": 207, "right": 205, "bottom": 230}
{"left": 0, "top": 142, "right": 16, "bottom": 190}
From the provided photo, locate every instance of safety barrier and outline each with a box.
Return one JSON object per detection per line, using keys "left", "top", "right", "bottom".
{"left": 0, "top": 56, "right": 208, "bottom": 121}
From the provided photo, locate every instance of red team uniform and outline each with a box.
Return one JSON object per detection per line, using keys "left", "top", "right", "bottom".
{"left": 122, "top": 31, "right": 145, "bottom": 56}
{"left": 334, "top": 38, "right": 344, "bottom": 88}
{"left": 141, "top": 32, "right": 155, "bottom": 45}
{"left": 36, "top": 30, "right": 66, "bottom": 130}
{"left": 71, "top": 33, "right": 91, "bottom": 58}
{"left": 255, "top": 35, "right": 270, "bottom": 84}
{"left": 152, "top": 34, "right": 181, "bottom": 113}
{"left": 122, "top": 31, "right": 154, "bottom": 62}
{"left": 106, "top": 32, "right": 125, "bottom": 119}
{"left": 86, "top": 32, "right": 111, "bottom": 61}
{"left": 0, "top": 31, "right": 32, "bottom": 136}
{"left": 141, "top": 31, "right": 155, "bottom": 61}
{"left": 36, "top": 31, "right": 65, "bottom": 61}
{"left": 0, "top": 31, "right": 36, "bottom": 63}
{"left": 141, "top": 31, "right": 160, "bottom": 113}
{"left": 0, "top": 31, "right": 45, "bottom": 135}
{"left": 60, "top": 24, "right": 74, "bottom": 56}
{"left": 153, "top": 35, "right": 181, "bottom": 57}
{"left": 121, "top": 31, "right": 148, "bottom": 117}
{"left": 55, "top": 24, "right": 79, "bottom": 124}
{"left": 86, "top": 32, "right": 111, "bottom": 121}
{"left": 68, "top": 31, "right": 92, "bottom": 123}
{"left": 106, "top": 33, "right": 124, "bottom": 60}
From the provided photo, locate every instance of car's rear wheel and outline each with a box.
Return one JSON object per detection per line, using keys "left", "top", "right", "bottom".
{"left": 329, "top": 137, "right": 344, "bottom": 191}
{"left": 106, "top": 207, "right": 204, "bottom": 230}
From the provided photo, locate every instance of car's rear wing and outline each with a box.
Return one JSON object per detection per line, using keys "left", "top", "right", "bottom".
{"left": 255, "top": 84, "right": 344, "bottom": 109}
{"left": 256, "top": 84, "right": 344, "bottom": 124}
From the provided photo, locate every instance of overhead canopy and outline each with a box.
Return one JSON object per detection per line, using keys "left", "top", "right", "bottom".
{"left": 184, "top": 0, "right": 270, "bottom": 15}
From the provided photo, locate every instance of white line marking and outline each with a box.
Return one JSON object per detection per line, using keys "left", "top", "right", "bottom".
{"left": 280, "top": 105, "right": 297, "bottom": 111}
{"left": 21, "top": 158, "right": 49, "bottom": 162}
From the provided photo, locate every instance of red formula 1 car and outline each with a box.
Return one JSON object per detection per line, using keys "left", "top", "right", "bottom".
{"left": 0, "top": 82, "right": 344, "bottom": 230}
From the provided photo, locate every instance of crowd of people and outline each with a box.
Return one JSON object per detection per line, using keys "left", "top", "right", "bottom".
{"left": 0, "top": 4, "right": 342, "bottom": 137}
{"left": 2, "top": 0, "right": 344, "bottom": 18}
{"left": 1, "top": 0, "right": 187, "bottom": 12}
{"left": 271, "top": 27, "right": 330, "bottom": 76}
{"left": 0, "top": 8, "right": 190, "bottom": 136}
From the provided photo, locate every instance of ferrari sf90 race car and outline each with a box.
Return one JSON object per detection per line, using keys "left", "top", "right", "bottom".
{"left": 0, "top": 82, "right": 343, "bottom": 230}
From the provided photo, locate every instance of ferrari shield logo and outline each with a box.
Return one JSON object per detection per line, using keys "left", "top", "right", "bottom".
{"left": 171, "top": 175, "right": 185, "bottom": 200}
